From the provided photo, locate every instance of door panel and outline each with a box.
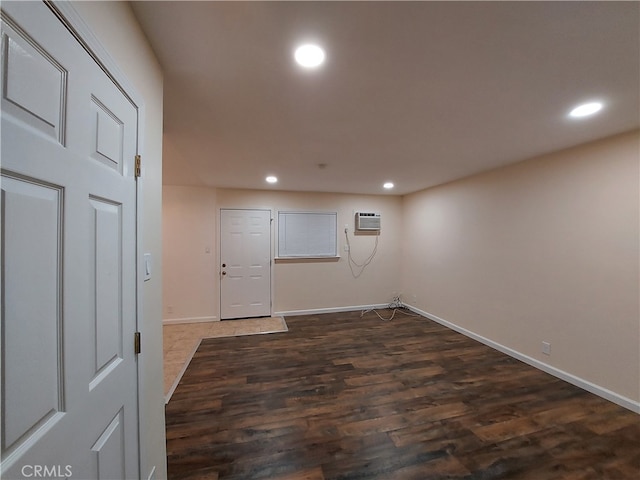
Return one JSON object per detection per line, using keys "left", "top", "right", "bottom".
{"left": 1, "top": 175, "right": 64, "bottom": 454}
{"left": 2, "top": 29, "right": 67, "bottom": 143}
{"left": 90, "top": 409, "right": 126, "bottom": 480}
{"left": 91, "top": 96, "right": 125, "bottom": 173}
{"left": 1, "top": 2, "right": 139, "bottom": 477}
{"left": 89, "top": 197, "right": 124, "bottom": 390}
{"left": 220, "top": 209, "right": 271, "bottom": 319}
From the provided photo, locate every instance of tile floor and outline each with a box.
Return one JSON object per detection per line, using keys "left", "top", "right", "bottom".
{"left": 163, "top": 316, "right": 288, "bottom": 401}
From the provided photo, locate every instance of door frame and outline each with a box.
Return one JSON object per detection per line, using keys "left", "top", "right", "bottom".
{"left": 41, "top": 2, "right": 146, "bottom": 477}
{"left": 217, "top": 207, "right": 275, "bottom": 320}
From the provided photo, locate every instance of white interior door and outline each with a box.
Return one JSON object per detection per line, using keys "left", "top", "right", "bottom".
{"left": 1, "top": 2, "right": 139, "bottom": 478}
{"left": 220, "top": 209, "right": 272, "bottom": 319}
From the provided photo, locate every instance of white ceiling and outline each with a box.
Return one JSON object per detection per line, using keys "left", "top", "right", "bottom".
{"left": 131, "top": 1, "right": 639, "bottom": 195}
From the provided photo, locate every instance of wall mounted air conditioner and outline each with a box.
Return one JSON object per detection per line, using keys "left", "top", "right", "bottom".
{"left": 355, "top": 212, "right": 381, "bottom": 231}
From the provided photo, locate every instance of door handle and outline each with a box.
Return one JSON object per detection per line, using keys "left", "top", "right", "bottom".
{"left": 222, "top": 271, "right": 226, "bottom": 276}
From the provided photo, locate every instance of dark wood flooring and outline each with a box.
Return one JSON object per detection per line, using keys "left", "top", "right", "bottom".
{"left": 165, "top": 311, "right": 640, "bottom": 480}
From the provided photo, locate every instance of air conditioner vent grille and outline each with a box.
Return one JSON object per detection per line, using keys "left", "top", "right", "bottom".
{"left": 355, "top": 212, "right": 381, "bottom": 231}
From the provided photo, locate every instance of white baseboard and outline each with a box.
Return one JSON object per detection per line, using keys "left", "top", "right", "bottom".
{"left": 406, "top": 304, "right": 640, "bottom": 414}
{"left": 275, "top": 303, "right": 389, "bottom": 317}
{"left": 163, "top": 316, "right": 218, "bottom": 325}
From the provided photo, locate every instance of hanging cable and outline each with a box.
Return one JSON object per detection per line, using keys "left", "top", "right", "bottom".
{"left": 345, "top": 229, "right": 378, "bottom": 278}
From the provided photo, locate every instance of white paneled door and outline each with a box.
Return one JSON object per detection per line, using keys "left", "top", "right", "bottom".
{"left": 1, "top": 2, "right": 139, "bottom": 479}
{"left": 220, "top": 209, "right": 272, "bottom": 319}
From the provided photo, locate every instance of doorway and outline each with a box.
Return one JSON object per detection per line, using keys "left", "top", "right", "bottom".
{"left": 219, "top": 209, "right": 272, "bottom": 319}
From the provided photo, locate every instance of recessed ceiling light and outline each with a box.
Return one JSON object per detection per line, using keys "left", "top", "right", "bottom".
{"left": 265, "top": 176, "right": 278, "bottom": 184}
{"left": 294, "top": 44, "right": 325, "bottom": 68}
{"left": 383, "top": 182, "right": 394, "bottom": 189}
{"left": 569, "top": 101, "right": 603, "bottom": 118}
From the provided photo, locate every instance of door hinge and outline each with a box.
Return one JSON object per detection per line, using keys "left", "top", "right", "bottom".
{"left": 134, "top": 155, "right": 142, "bottom": 178}
{"left": 134, "top": 331, "right": 141, "bottom": 355}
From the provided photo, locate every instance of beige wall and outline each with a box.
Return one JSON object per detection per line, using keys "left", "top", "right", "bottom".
{"left": 402, "top": 131, "right": 640, "bottom": 403}
{"left": 162, "top": 188, "right": 403, "bottom": 319}
{"left": 73, "top": 2, "right": 167, "bottom": 478}
{"left": 219, "top": 189, "right": 403, "bottom": 313}
{"left": 163, "top": 186, "right": 217, "bottom": 321}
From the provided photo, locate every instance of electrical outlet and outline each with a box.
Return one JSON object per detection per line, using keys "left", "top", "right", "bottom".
{"left": 542, "top": 341, "right": 551, "bottom": 355}
{"left": 167, "top": 306, "right": 174, "bottom": 314}
{"left": 344, "top": 224, "right": 349, "bottom": 233}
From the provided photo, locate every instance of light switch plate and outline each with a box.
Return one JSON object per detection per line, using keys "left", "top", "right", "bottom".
{"left": 144, "top": 253, "right": 152, "bottom": 281}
